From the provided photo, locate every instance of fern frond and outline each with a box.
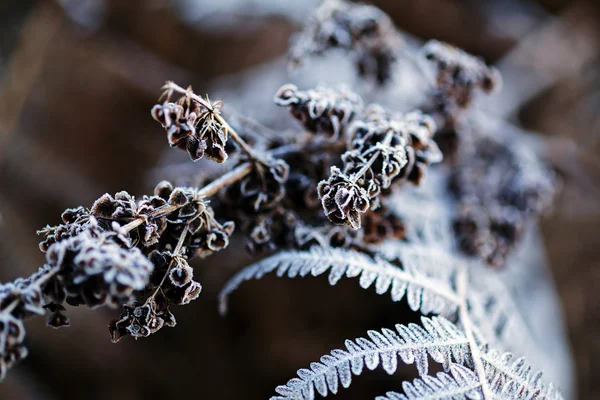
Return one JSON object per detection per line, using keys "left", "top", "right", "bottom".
{"left": 270, "top": 316, "right": 470, "bottom": 400}
{"left": 374, "top": 364, "right": 483, "bottom": 400}
{"left": 218, "top": 247, "right": 459, "bottom": 316}
{"left": 271, "top": 317, "right": 562, "bottom": 400}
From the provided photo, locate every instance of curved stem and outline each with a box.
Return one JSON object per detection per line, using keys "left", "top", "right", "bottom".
{"left": 196, "top": 161, "right": 252, "bottom": 198}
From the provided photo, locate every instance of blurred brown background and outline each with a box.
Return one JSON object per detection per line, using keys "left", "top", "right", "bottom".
{"left": 0, "top": 0, "right": 599, "bottom": 399}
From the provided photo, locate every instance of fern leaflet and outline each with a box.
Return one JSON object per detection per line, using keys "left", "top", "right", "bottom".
{"left": 271, "top": 317, "right": 470, "bottom": 400}
{"left": 374, "top": 364, "right": 483, "bottom": 400}
{"left": 219, "top": 246, "right": 459, "bottom": 316}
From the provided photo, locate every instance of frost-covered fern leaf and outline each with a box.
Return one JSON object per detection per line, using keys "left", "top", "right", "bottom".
{"left": 377, "top": 240, "right": 550, "bottom": 376}
{"left": 271, "top": 318, "right": 562, "bottom": 400}
{"left": 374, "top": 364, "right": 483, "bottom": 400}
{"left": 270, "top": 316, "right": 472, "bottom": 400}
{"left": 480, "top": 349, "right": 563, "bottom": 400}
{"left": 218, "top": 247, "right": 459, "bottom": 316}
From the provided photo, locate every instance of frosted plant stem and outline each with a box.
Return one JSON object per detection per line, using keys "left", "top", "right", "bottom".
{"left": 457, "top": 263, "right": 494, "bottom": 400}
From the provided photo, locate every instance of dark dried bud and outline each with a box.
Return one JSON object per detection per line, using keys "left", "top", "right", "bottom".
{"left": 318, "top": 166, "right": 370, "bottom": 229}
{"left": 168, "top": 264, "right": 194, "bottom": 287}
{"left": 154, "top": 180, "right": 174, "bottom": 200}
{"left": 246, "top": 209, "right": 298, "bottom": 254}
{"left": 45, "top": 303, "right": 71, "bottom": 329}
{"left": 167, "top": 281, "right": 202, "bottom": 306}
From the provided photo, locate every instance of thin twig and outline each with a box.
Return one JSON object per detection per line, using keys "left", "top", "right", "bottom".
{"left": 196, "top": 161, "right": 252, "bottom": 198}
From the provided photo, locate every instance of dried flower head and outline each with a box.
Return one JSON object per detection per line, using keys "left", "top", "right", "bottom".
{"left": 421, "top": 40, "right": 501, "bottom": 125}
{"left": 45, "top": 228, "right": 153, "bottom": 309}
{"left": 274, "top": 84, "right": 363, "bottom": 139}
{"left": 318, "top": 166, "right": 371, "bottom": 229}
{"left": 109, "top": 300, "right": 175, "bottom": 342}
{"left": 349, "top": 106, "right": 441, "bottom": 186}
{"left": 317, "top": 103, "right": 440, "bottom": 230}
{"left": 37, "top": 206, "right": 91, "bottom": 252}
{"left": 91, "top": 191, "right": 168, "bottom": 247}
{"left": 290, "top": 0, "right": 402, "bottom": 84}
{"left": 152, "top": 84, "right": 229, "bottom": 162}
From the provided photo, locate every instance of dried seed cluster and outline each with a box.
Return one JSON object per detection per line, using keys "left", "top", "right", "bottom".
{"left": 152, "top": 85, "right": 228, "bottom": 162}
{"left": 318, "top": 105, "right": 440, "bottom": 229}
{"left": 421, "top": 40, "right": 501, "bottom": 127}
{"left": 450, "top": 137, "right": 555, "bottom": 267}
{"left": 274, "top": 84, "right": 363, "bottom": 139}
{"left": 0, "top": 267, "right": 47, "bottom": 379}
{"left": 44, "top": 225, "right": 153, "bottom": 310}
{"left": 290, "top": 0, "right": 401, "bottom": 84}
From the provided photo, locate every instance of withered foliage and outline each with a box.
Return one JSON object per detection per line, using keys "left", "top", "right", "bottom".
{"left": 0, "top": 1, "right": 560, "bottom": 394}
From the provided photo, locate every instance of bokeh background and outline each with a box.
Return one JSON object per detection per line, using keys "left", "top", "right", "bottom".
{"left": 0, "top": 0, "right": 599, "bottom": 399}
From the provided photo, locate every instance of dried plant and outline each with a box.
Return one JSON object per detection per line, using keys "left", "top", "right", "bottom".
{"left": 0, "top": 1, "right": 570, "bottom": 398}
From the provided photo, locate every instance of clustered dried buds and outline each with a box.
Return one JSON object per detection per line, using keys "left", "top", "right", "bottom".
{"left": 290, "top": 0, "right": 402, "bottom": 84}
{"left": 450, "top": 137, "right": 555, "bottom": 267}
{"left": 318, "top": 104, "right": 441, "bottom": 229}
{"left": 349, "top": 106, "right": 442, "bottom": 187}
{"left": 44, "top": 225, "right": 153, "bottom": 310}
{"left": 109, "top": 299, "right": 176, "bottom": 342}
{"left": 421, "top": 40, "right": 501, "bottom": 127}
{"left": 91, "top": 191, "right": 167, "bottom": 247}
{"left": 153, "top": 181, "right": 235, "bottom": 259}
{"left": 0, "top": 267, "right": 47, "bottom": 379}
{"left": 274, "top": 84, "right": 363, "bottom": 139}
{"left": 37, "top": 206, "right": 90, "bottom": 252}
{"left": 152, "top": 84, "right": 228, "bottom": 162}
